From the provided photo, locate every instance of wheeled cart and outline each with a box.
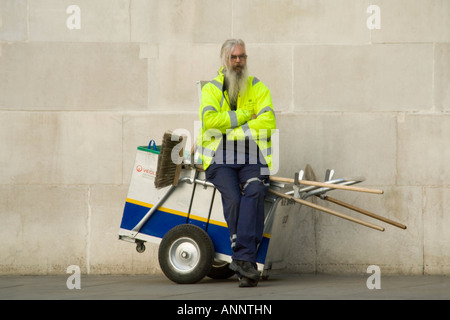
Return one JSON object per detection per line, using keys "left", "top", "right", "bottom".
{"left": 118, "top": 142, "right": 372, "bottom": 283}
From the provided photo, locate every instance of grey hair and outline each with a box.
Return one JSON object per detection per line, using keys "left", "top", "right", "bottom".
{"left": 220, "top": 39, "right": 246, "bottom": 68}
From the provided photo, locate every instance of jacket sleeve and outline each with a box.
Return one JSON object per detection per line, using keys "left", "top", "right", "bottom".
{"left": 227, "top": 81, "right": 276, "bottom": 140}
{"left": 199, "top": 82, "right": 252, "bottom": 134}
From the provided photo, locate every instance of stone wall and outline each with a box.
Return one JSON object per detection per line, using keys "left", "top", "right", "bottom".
{"left": 0, "top": 0, "right": 448, "bottom": 275}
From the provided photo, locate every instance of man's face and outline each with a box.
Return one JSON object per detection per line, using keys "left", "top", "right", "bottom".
{"left": 227, "top": 45, "right": 247, "bottom": 76}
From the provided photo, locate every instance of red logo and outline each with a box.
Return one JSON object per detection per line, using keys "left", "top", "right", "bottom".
{"left": 136, "top": 164, "right": 156, "bottom": 177}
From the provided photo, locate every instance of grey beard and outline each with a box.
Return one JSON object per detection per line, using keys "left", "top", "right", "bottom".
{"left": 224, "top": 66, "right": 248, "bottom": 107}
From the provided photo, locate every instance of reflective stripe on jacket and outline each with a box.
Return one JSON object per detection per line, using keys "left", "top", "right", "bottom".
{"left": 197, "top": 68, "right": 276, "bottom": 171}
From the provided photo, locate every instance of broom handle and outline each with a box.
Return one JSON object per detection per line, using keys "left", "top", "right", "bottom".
{"left": 321, "top": 195, "right": 407, "bottom": 230}
{"left": 268, "top": 189, "right": 384, "bottom": 232}
{"left": 269, "top": 176, "right": 384, "bottom": 195}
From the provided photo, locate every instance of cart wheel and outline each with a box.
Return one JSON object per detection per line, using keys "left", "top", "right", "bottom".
{"left": 158, "top": 224, "right": 214, "bottom": 284}
{"left": 136, "top": 241, "right": 146, "bottom": 253}
{"left": 207, "top": 259, "right": 235, "bottom": 279}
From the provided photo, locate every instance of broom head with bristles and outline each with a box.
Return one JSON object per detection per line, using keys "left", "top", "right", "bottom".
{"left": 154, "top": 131, "right": 185, "bottom": 189}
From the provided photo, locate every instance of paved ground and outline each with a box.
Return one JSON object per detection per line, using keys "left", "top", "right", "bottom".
{"left": 1, "top": 272, "right": 449, "bottom": 300}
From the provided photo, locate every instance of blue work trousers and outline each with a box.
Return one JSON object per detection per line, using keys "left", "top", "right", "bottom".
{"left": 205, "top": 148, "right": 269, "bottom": 263}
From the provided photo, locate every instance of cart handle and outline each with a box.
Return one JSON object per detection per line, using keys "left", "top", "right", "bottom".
{"left": 148, "top": 139, "right": 158, "bottom": 151}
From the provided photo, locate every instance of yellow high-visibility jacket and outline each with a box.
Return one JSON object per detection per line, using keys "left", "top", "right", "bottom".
{"left": 197, "top": 68, "right": 276, "bottom": 171}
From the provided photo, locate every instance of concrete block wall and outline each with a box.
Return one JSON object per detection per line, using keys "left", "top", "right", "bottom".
{"left": 0, "top": 0, "right": 448, "bottom": 275}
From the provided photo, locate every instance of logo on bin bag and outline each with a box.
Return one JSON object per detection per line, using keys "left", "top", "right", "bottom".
{"left": 136, "top": 164, "right": 156, "bottom": 177}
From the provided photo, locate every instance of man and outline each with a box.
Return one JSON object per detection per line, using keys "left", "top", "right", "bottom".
{"left": 197, "top": 39, "right": 276, "bottom": 287}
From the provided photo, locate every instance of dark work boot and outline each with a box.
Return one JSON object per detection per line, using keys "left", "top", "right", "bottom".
{"left": 229, "top": 260, "right": 260, "bottom": 281}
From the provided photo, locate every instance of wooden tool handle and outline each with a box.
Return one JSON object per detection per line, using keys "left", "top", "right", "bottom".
{"left": 269, "top": 176, "right": 384, "bottom": 194}
{"left": 322, "top": 195, "right": 407, "bottom": 230}
{"left": 269, "top": 189, "right": 384, "bottom": 232}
